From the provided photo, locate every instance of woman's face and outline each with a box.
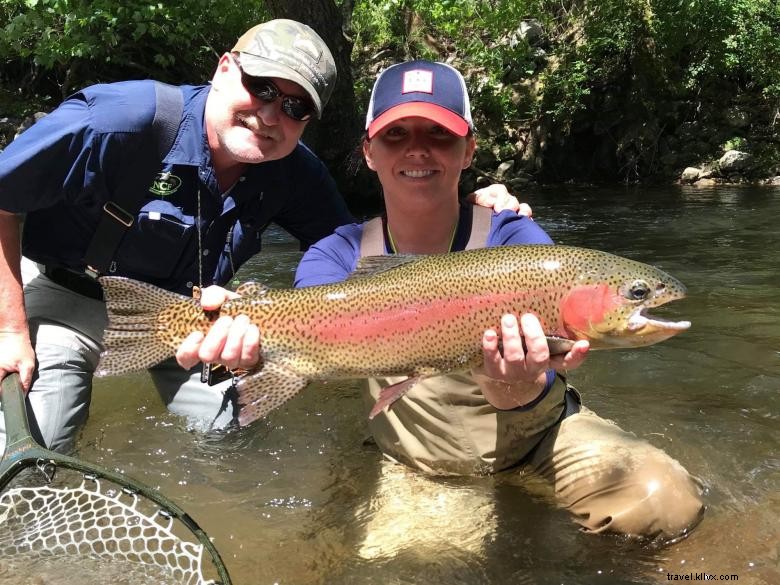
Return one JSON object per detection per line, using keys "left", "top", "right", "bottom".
{"left": 363, "top": 117, "right": 476, "bottom": 203}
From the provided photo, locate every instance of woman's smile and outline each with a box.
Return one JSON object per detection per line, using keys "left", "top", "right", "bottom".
{"left": 400, "top": 169, "right": 437, "bottom": 178}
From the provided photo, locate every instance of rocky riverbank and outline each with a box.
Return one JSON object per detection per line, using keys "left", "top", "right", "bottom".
{"left": 469, "top": 20, "right": 779, "bottom": 189}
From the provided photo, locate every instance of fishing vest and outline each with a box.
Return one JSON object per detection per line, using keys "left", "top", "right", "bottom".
{"left": 357, "top": 205, "right": 569, "bottom": 476}
{"left": 84, "top": 82, "right": 184, "bottom": 276}
{"left": 359, "top": 203, "right": 493, "bottom": 256}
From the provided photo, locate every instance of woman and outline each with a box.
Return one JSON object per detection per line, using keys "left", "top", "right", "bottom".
{"left": 293, "top": 60, "right": 704, "bottom": 543}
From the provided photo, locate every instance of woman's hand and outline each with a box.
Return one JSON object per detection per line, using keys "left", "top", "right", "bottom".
{"left": 473, "top": 313, "right": 589, "bottom": 410}
{"left": 175, "top": 286, "right": 261, "bottom": 371}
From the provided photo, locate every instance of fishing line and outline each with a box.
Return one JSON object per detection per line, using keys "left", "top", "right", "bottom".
{"left": 195, "top": 180, "right": 243, "bottom": 422}
{"left": 197, "top": 186, "right": 204, "bottom": 290}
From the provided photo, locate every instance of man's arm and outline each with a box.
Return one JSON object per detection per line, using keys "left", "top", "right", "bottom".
{"left": 0, "top": 211, "right": 35, "bottom": 389}
{"left": 466, "top": 184, "right": 533, "bottom": 217}
{"left": 273, "top": 148, "right": 354, "bottom": 249}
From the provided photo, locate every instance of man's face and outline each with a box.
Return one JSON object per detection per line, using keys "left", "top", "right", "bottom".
{"left": 205, "top": 54, "right": 311, "bottom": 165}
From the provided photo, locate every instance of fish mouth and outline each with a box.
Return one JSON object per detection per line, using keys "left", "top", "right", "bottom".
{"left": 627, "top": 307, "right": 691, "bottom": 333}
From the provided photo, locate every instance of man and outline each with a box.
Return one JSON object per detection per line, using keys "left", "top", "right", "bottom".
{"left": 0, "top": 19, "right": 523, "bottom": 452}
{"left": 0, "top": 19, "right": 352, "bottom": 451}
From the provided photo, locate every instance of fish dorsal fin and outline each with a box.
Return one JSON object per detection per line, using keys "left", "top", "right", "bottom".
{"left": 350, "top": 254, "right": 422, "bottom": 279}
{"left": 234, "top": 281, "right": 269, "bottom": 297}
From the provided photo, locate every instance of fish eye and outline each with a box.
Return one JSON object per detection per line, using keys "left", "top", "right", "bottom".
{"left": 625, "top": 279, "right": 651, "bottom": 301}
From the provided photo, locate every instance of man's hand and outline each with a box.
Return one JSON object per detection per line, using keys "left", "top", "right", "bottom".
{"left": 0, "top": 210, "right": 34, "bottom": 391}
{"left": 465, "top": 184, "right": 533, "bottom": 218}
{"left": 175, "top": 286, "right": 261, "bottom": 371}
{"left": 0, "top": 330, "right": 36, "bottom": 391}
{"left": 473, "top": 313, "right": 589, "bottom": 410}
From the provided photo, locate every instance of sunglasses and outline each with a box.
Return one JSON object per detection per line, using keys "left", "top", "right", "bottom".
{"left": 239, "top": 70, "right": 316, "bottom": 122}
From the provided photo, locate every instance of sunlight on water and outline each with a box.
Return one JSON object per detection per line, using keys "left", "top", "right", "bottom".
{"left": 0, "top": 556, "right": 189, "bottom": 585}
{"left": 9, "top": 186, "right": 777, "bottom": 585}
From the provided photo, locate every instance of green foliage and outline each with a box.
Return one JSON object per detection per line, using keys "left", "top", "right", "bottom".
{"left": 2, "top": 0, "right": 777, "bottom": 177}
{"left": 351, "top": 0, "right": 543, "bottom": 129}
{"left": 351, "top": 1, "right": 779, "bottom": 126}
{"left": 649, "top": 0, "right": 780, "bottom": 96}
{"left": 0, "top": 0, "right": 268, "bottom": 100}
{"left": 725, "top": 0, "right": 780, "bottom": 97}
{"left": 346, "top": 0, "right": 779, "bottom": 182}
{"left": 531, "top": 2, "right": 655, "bottom": 125}
{"left": 723, "top": 136, "right": 746, "bottom": 151}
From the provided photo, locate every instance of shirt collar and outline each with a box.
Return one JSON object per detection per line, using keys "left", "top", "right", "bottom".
{"left": 161, "top": 84, "right": 212, "bottom": 168}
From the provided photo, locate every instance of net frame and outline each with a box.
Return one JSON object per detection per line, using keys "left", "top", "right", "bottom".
{"left": 0, "top": 373, "right": 232, "bottom": 585}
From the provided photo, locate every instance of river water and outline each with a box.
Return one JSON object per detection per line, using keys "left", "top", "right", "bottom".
{"left": 21, "top": 185, "right": 780, "bottom": 584}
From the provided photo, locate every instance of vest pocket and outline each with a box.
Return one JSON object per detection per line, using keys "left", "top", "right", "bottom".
{"left": 114, "top": 201, "right": 196, "bottom": 279}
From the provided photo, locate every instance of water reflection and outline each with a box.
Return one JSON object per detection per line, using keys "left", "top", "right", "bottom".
{"left": 68, "top": 185, "right": 780, "bottom": 584}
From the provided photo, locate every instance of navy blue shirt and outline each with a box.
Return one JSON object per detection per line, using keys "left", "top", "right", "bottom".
{"left": 0, "top": 80, "right": 353, "bottom": 294}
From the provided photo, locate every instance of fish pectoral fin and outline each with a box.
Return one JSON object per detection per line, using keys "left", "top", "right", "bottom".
{"left": 235, "top": 362, "right": 309, "bottom": 426}
{"left": 368, "top": 376, "right": 422, "bottom": 420}
{"left": 545, "top": 336, "right": 576, "bottom": 356}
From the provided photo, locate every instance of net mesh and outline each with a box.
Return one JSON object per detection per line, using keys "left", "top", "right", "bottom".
{"left": 0, "top": 473, "right": 216, "bottom": 585}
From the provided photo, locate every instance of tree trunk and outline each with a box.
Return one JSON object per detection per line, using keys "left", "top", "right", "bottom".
{"left": 264, "top": 0, "right": 368, "bottom": 204}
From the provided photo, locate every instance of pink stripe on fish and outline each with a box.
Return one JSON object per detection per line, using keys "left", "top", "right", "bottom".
{"left": 301, "top": 291, "right": 557, "bottom": 345}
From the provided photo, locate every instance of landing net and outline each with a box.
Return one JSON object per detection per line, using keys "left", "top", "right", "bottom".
{"left": 0, "top": 470, "right": 218, "bottom": 585}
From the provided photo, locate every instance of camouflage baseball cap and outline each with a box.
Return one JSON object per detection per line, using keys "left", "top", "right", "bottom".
{"left": 233, "top": 19, "right": 337, "bottom": 118}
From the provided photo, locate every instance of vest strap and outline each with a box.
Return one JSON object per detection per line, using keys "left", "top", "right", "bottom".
{"left": 83, "top": 82, "right": 184, "bottom": 276}
{"left": 359, "top": 216, "right": 386, "bottom": 258}
{"left": 464, "top": 205, "right": 492, "bottom": 250}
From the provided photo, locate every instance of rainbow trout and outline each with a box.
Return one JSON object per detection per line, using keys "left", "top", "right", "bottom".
{"left": 96, "top": 245, "right": 690, "bottom": 425}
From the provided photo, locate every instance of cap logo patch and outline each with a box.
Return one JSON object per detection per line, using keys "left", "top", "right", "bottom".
{"left": 402, "top": 70, "right": 433, "bottom": 94}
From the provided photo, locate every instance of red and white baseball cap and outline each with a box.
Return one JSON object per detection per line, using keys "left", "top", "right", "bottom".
{"left": 365, "top": 60, "right": 474, "bottom": 138}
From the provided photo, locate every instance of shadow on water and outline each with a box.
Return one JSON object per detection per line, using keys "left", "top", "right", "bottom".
{"left": 60, "top": 185, "right": 780, "bottom": 584}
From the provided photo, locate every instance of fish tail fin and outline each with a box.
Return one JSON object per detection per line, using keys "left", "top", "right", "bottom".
{"left": 96, "top": 276, "right": 195, "bottom": 376}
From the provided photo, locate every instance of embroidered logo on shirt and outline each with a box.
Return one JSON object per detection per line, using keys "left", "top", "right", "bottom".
{"left": 148, "top": 172, "right": 182, "bottom": 197}
{"left": 402, "top": 70, "right": 433, "bottom": 94}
